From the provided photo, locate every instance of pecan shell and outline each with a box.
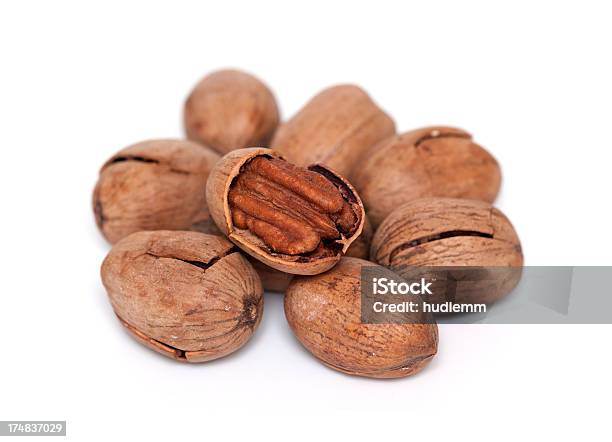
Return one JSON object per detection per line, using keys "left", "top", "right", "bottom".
{"left": 371, "top": 198, "right": 523, "bottom": 305}
{"left": 285, "top": 257, "right": 438, "bottom": 379}
{"left": 101, "top": 231, "right": 263, "bottom": 362}
{"left": 271, "top": 84, "right": 395, "bottom": 177}
{"left": 184, "top": 69, "right": 279, "bottom": 154}
{"left": 206, "top": 148, "right": 365, "bottom": 275}
{"left": 344, "top": 213, "right": 373, "bottom": 260}
{"left": 93, "top": 139, "right": 220, "bottom": 244}
{"left": 351, "top": 126, "right": 501, "bottom": 227}
{"left": 248, "top": 215, "right": 371, "bottom": 293}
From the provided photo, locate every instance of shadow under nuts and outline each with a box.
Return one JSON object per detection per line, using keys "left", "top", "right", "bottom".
{"left": 285, "top": 257, "right": 438, "bottom": 379}
{"left": 371, "top": 198, "right": 523, "bottom": 305}
{"left": 206, "top": 148, "right": 365, "bottom": 275}
{"left": 93, "top": 139, "right": 220, "bottom": 244}
{"left": 271, "top": 84, "right": 395, "bottom": 177}
{"left": 184, "top": 69, "right": 280, "bottom": 154}
{"left": 352, "top": 126, "right": 501, "bottom": 228}
{"left": 101, "top": 231, "right": 263, "bottom": 362}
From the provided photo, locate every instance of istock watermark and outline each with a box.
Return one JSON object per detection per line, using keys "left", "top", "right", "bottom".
{"left": 361, "top": 266, "right": 612, "bottom": 324}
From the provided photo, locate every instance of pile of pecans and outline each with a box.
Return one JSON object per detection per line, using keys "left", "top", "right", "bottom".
{"left": 95, "top": 69, "right": 523, "bottom": 378}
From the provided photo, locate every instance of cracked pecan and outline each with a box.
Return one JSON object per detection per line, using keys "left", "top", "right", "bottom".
{"left": 285, "top": 257, "right": 438, "bottom": 378}
{"left": 371, "top": 198, "right": 523, "bottom": 305}
{"left": 246, "top": 214, "right": 372, "bottom": 294}
{"left": 206, "top": 148, "right": 365, "bottom": 275}
{"left": 351, "top": 126, "right": 501, "bottom": 228}
{"left": 93, "top": 139, "right": 221, "bottom": 244}
{"left": 101, "top": 230, "right": 263, "bottom": 362}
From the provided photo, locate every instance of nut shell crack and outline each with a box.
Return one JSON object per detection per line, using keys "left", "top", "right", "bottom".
{"left": 388, "top": 230, "right": 494, "bottom": 262}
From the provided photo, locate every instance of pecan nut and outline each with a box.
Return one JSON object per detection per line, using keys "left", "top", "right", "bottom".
{"left": 184, "top": 69, "right": 279, "bottom": 154}
{"left": 352, "top": 126, "right": 501, "bottom": 228}
{"left": 101, "top": 231, "right": 264, "bottom": 362}
{"left": 271, "top": 84, "right": 395, "bottom": 177}
{"left": 206, "top": 148, "right": 365, "bottom": 275}
{"left": 370, "top": 198, "right": 523, "bottom": 305}
{"left": 285, "top": 257, "right": 438, "bottom": 378}
{"left": 93, "top": 139, "right": 221, "bottom": 244}
{"left": 247, "top": 214, "right": 371, "bottom": 293}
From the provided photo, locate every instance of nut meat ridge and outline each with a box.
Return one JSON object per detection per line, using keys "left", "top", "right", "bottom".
{"left": 229, "top": 157, "right": 357, "bottom": 255}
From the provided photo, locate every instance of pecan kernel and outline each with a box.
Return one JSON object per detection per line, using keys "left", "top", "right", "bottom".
{"left": 228, "top": 157, "right": 358, "bottom": 255}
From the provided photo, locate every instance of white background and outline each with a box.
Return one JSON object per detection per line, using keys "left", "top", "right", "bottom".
{"left": 1, "top": 1, "right": 611, "bottom": 440}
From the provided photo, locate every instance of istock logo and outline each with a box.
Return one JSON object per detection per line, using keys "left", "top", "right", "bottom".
{"left": 372, "top": 277, "right": 433, "bottom": 296}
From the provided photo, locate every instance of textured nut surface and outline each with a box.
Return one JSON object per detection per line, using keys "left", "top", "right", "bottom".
{"left": 285, "top": 258, "right": 438, "bottom": 379}
{"left": 93, "top": 139, "right": 220, "bottom": 244}
{"left": 371, "top": 198, "right": 523, "bottom": 305}
{"left": 206, "top": 148, "right": 365, "bottom": 275}
{"left": 271, "top": 84, "right": 395, "bottom": 177}
{"left": 352, "top": 127, "right": 501, "bottom": 227}
{"left": 184, "top": 69, "right": 279, "bottom": 154}
{"left": 101, "top": 231, "right": 263, "bottom": 362}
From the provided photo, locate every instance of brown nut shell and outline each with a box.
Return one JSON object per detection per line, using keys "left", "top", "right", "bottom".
{"left": 344, "top": 213, "right": 373, "bottom": 260}
{"left": 93, "top": 139, "right": 220, "bottom": 244}
{"left": 371, "top": 198, "right": 523, "bottom": 305}
{"left": 101, "top": 231, "right": 263, "bottom": 362}
{"left": 285, "top": 257, "right": 438, "bottom": 379}
{"left": 206, "top": 148, "right": 365, "bottom": 275}
{"left": 184, "top": 69, "right": 280, "bottom": 154}
{"left": 352, "top": 127, "right": 501, "bottom": 227}
{"left": 271, "top": 84, "right": 395, "bottom": 177}
{"left": 249, "top": 218, "right": 370, "bottom": 293}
